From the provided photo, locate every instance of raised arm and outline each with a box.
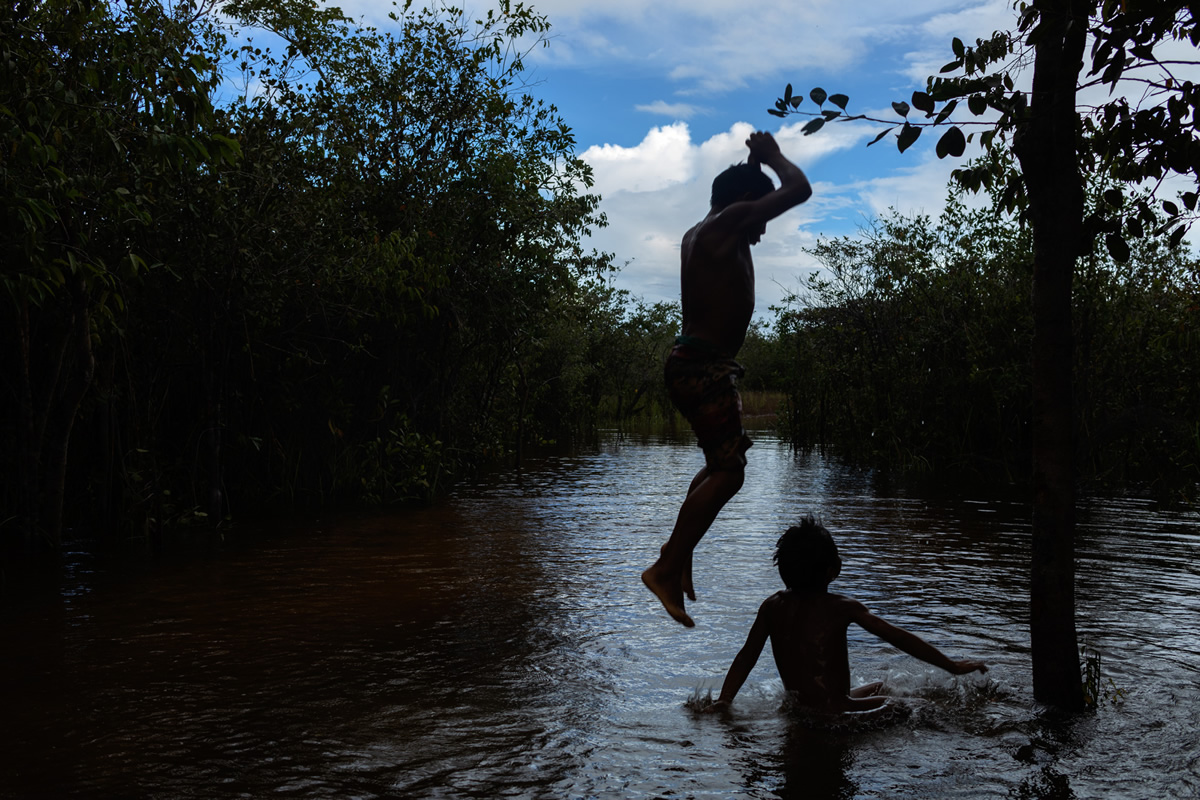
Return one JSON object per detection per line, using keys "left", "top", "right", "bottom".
{"left": 748, "top": 130, "right": 811, "bottom": 206}
{"left": 852, "top": 605, "right": 987, "bottom": 676}
{"left": 704, "top": 599, "right": 772, "bottom": 711}
{"left": 713, "top": 131, "right": 811, "bottom": 236}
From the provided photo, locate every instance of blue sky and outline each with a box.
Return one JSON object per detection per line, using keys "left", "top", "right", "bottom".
{"left": 340, "top": 0, "right": 1023, "bottom": 313}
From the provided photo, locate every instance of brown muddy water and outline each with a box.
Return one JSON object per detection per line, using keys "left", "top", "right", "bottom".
{"left": 2, "top": 432, "right": 1198, "bottom": 799}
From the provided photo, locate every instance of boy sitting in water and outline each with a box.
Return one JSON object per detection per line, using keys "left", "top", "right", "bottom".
{"left": 705, "top": 516, "right": 987, "bottom": 713}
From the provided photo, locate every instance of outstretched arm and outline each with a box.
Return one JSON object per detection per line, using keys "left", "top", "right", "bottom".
{"left": 854, "top": 606, "right": 988, "bottom": 676}
{"left": 704, "top": 600, "right": 772, "bottom": 711}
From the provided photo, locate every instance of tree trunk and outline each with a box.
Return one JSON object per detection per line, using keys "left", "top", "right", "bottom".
{"left": 1011, "top": 0, "right": 1088, "bottom": 710}
{"left": 514, "top": 360, "right": 528, "bottom": 474}
{"left": 13, "top": 299, "right": 40, "bottom": 551}
{"left": 43, "top": 277, "right": 96, "bottom": 549}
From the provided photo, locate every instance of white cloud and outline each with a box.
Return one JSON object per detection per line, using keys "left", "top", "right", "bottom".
{"left": 855, "top": 157, "right": 965, "bottom": 221}
{"left": 518, "top": 1, "right": 1000, "bottom": 95}
{"left": 634, "top": 100, "right": 708, "bottom": 119}
{"left": 580, "top": 122, "right": 699, "bottom": 196}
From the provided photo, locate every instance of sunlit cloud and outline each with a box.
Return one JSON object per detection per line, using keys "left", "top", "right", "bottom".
{"left": 579, "top": 120, "right": 875, "bottom": 313}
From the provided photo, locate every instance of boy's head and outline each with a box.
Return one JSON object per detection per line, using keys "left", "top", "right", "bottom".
{"left": 711, "top": 163, "right": 774, "bottom": 211}
{"left": 774, "top": 515, "right": 841, "bottom": 591}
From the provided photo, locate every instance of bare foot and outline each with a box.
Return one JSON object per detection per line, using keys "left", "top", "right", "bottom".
{"left": 641, "top": 563, "right": 695, "bottom": 627}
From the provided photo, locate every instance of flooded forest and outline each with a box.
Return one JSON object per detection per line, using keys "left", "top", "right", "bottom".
{"left": 2, "top": 1, "right": 1199, "bottom": 798}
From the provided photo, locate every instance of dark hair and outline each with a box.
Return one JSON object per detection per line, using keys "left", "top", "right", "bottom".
{"left": 774, "top": 515, "right": 841, "bottom": 591}
{"left": 710, "top": 162, "right": 774, "bottom": 210}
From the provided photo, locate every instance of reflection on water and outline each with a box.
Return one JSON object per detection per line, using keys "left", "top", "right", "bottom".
{"left": 2, "top": 432, "right": 1198, "bottom": 799}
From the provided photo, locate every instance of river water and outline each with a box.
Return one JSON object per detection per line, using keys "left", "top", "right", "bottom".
{"left": 2, "top": 432, "right": 1198, "bottom": 799}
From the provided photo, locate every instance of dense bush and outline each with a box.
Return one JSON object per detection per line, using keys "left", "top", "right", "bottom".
{"left": 773, "top": 182, "right": 1199, "bottom": 500}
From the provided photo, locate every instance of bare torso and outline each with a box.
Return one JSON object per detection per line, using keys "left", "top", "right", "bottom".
{"left": 679, "top": 215, "right": 756, "bottom": 357}
{"left": 762, "top": 590, "right": 861, "bottom": 712}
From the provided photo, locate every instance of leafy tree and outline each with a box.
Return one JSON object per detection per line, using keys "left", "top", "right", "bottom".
{"left": 771, "top": 1, "right": 1200, "bottom": 708}
{"left": 2, "top": 0, "right": 617, "bottom": 558}
{"left": 774, "top": 166, "right": 1198, "bottom": 491}
{"left": 1, "top": 0, "right": 237, "bottom": 550}
{"left": 774, "top": 180, "right": 1034, "bottom": 471}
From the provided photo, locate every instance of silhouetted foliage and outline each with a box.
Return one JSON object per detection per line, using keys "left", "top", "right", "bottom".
{"left": 0, "top": 0, "right": 618, "bottom": 553}
{"left": 774, "top": 173, "right": 1199, "bottom": 498}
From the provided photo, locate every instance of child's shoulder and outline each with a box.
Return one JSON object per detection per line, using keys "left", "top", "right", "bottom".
{"left": 824, "top": 591, "right": 867, "bottom": 606}
{"left": 780, "top": 590, "right": 870, "bottom": 617}
{"left": 824, "top": 592, "right": 873, "bottom": 620}
{"left": 765, "top": 588, "right": 859, "bottom": 608}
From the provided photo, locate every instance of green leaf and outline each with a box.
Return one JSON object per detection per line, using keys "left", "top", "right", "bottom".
{"left": 897, "top": 122, "right": 921, "bottom": 153}
{"left": 968, "top": 94, "right": 988, "bottom": 115}
{"left": 912, "top": 92, "right": 934, "bottom": 114}
{"left": 952, "top": 37, "right": 965, "bottom": 58}
{"left": 935, "top": 126, "right": 966, "bottom": 158}
{"left": 829, "top": 93, "right": 849, "bottom": 110}
{"left": 1162, "top": 199, "right": 1179, "bottom": 216}
{"left": 1127, "top": 215, "right": 1144, "bottom": 239}
{"left": 1183, "top": 192, "right": 1197, "bottom": 211}
{"left": 867, "top": 127, "right": 894, "bottom": 146}
{"left": 1101, "top": 51, "right": 1127, "bottom": 85}
{"left": 790, "top": 96, "right": 803, "bottom": 108}
{"left": 768, "top": 108, "right": 786, "bottom": 118}
{"left": 935, "top": 99, "right": 958, "bottom": 124}
{"left": 802, "top": 117, "right": 826, "bottom": 135}
{"left": 892, "top": 101, "right": 911, "bottom": 117}
{"left": 940, "top": 60, "right": 962, "bottom": 74}
{"left": 1105, "top": 232, "right": 1130, "bottom": 262}
{"left": 1169, "top": 225, "right": 1187, "bottom": 248}
{"left": 784, "top": 83, "right": 793, "bottom": 104}
{"left": 810, "top": 87, "right": 827, "bottom": 106}
{"left": 1103, "top": 189, "right": 1123, "bottom": 207}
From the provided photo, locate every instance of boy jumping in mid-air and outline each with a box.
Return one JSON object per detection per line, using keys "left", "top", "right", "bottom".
{"left": 642, "top": 131, "right": 812, "bottom": 627}
{"left": 705, "top": 516, "right": 988, "bottom": 713}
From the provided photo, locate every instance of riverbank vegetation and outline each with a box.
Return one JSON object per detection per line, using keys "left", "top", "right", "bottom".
{"left": 2, "top": 1, "right": 1196, "bottom": 562}
{"left": 772, "top": 176, "right": 1200, "bottom": 504}
{"left": 2, "top": 0, "right": 626, "bottom": 553}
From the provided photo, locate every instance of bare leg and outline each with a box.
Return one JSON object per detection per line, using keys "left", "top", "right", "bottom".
{"left": 844, "top": 682, "right": 889, "bottom": 711}
{"left": 844, "top": 694, "right": 890, "bottom": 712}
{"left": 674, "top": 467, "right": 709, "bottom": 601}
{"left": 661, "top": 543, "right": 695, "bottom": 602}
{"left": 642, "top": 467, "right": 744, "bottom": 626}
{"left": 849, "top": 681, "right": 885, "bottom": 698}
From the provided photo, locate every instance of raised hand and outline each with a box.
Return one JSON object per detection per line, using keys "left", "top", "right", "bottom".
{"left": 746, "top": 130, "right": 781, "bottom": 164}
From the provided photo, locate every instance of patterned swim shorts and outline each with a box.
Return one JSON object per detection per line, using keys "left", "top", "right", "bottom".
{"left": 663, "top": 339, "right": 752, "bottom": 471}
